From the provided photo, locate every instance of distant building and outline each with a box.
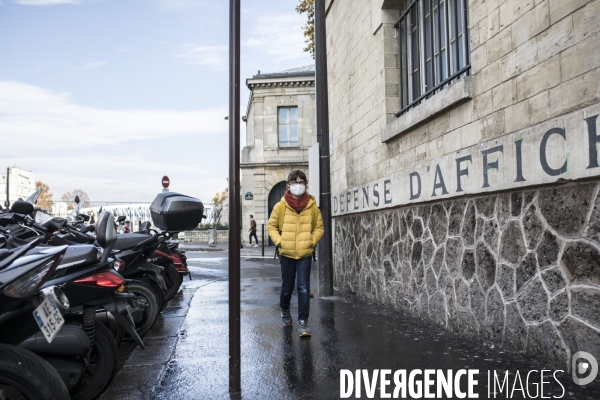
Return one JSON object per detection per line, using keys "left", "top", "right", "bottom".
{"left": 51, "top": 202, "right": 70, "bottom": 218}
{"left": 241, "top": 65, "right": 316, "bottom": 243}
{"left": 0, "top": 167, "right": 36, "bottom": 208}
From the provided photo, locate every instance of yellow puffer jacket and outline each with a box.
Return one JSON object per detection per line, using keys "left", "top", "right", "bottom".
{"left": 267, "top": 195, "right": 324, "bottom": 260}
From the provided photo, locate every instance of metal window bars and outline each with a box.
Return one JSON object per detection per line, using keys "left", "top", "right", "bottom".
{"left": 396, "top": 0, "right": 471, "bottom": 117}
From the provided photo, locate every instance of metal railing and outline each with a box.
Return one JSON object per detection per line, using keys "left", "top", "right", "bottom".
{"left": 395, "top": 0, "right": 471, "bottom": 116}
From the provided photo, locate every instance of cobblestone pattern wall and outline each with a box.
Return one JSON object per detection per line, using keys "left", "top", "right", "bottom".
{"left": 334, "top": 181, "right": 600, "bottom": 370}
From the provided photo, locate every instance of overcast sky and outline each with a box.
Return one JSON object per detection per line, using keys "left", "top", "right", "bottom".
{"left": 0, "top": 0, "right": 313, "bottom": 204}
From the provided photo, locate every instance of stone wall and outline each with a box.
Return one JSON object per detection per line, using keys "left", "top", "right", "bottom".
{"left": 326, "top": 0, "right": 600, "bottom": 193}
{"left": 333, "top": 181, "right": 600, "bottom": 371}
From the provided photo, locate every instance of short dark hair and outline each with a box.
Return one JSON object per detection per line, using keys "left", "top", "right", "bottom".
{"left": 250, "top": 215, "right": 253, "bottom": 218}
{"left": 287, "top": 170, "right": 307, "bottom": 184}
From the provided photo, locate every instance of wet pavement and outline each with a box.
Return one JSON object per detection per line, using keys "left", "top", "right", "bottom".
{"left": 100, "top": 247, "right": 600, "bottom": 400}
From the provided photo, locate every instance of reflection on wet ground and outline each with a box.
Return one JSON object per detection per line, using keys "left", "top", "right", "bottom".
{"left": 106, "top": 252, "right": 600, "bottom": 399}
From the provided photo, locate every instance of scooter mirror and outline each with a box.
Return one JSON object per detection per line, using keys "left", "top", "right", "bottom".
{"left": 74, "top": 195, "right": 80, "bottom": 204}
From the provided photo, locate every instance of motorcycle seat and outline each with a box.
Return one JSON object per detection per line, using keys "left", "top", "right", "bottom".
{"left": 57, "top": 245, "right": 99, "bottom": 269}
{"left": 24, "top": 244, "right": 99, "bottom": 270}
{"left": 112, "top": 233, "right": 152, "bottom": 251}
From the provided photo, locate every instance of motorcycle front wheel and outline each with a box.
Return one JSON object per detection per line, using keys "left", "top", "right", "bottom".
{"left": 0, "top": 344, "right": 69, "bottom": 400}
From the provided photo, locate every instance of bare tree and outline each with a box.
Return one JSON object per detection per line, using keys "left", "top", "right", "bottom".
{"left": 212, "top": 190, "right": 227, "bottom": 207}
{"left": 61, "top": 189, "right": 91, "bottom": 209}
{"left": 35, "top": 180, "right": 53, "bottom": 211}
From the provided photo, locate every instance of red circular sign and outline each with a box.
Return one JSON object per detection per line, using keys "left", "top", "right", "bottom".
{"left": 162, "top": 176, "right": 170, "bottom": 188}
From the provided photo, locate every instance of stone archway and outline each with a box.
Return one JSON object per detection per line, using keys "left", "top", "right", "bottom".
{"left": 267, "top": 181, "right": 287, "bottom": 245}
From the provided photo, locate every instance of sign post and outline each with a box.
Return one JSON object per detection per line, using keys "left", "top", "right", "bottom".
{"left": 162, "top": 176, "right": 170, "bottom": 193}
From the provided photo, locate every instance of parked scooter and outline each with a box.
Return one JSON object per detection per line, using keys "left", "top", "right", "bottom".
{"left": 0, "top": 239, "right": 71, "bottom": 400}
{"left": 1, "top": 210, "right": 146, "bottom": 400}
{"left": 2, "top": 201, "right": 164, "bottom": 337}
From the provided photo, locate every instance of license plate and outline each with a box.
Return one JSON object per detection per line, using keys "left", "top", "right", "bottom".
{"left": 33, "top": 296, "right": 65, "bottom": 343}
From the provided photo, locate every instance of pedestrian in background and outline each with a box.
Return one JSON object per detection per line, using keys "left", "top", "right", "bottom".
{"left": 248, "top": 215, "right": 259, "bottom": 247}
{"left": 267, "top": 170, "right": 324, "bottom": 337}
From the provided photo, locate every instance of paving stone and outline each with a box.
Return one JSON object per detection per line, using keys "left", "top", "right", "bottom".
{"left": 432, "top": 245, "right": 445, "bottom": 275}
{"left": 500, "top": 220, "right": 526, "bottom": 263}
{"left": 526, "top": 321, "right": 569, "bottom": 371}
{"left": 429, "top": 290, "right": 447, "bottom": 328}
{"left": 429, "top": 204, "right": 448, "bottom": 246}
{"left": 504, "top": 303, "right": 527, "bottom": 353}
{"left": 536, "top": 230, "right": 561, "bottom": 269}
{"left": 412, "top": 217, "right": 424, "bottom": 239}
{"left": 557, "top": 317, "right": 600, "bottom": 369}
{"left": 455, "top": 278, "right": 471, "bottom": 309}
{"left": 550, "top": 290, "right": 570, "bottom": 322}
{"left": 511, "top": 192, "right": 523, "bottom": 217}
{"left": 517, "top": 277, "right": 549, "bottom": 323}
{"left": 445, "top": 237, "right": 463, "bottom": 276}
{"left": 570, "top": 287, "right": 600, "bottom": 330}
{"left": 516, "top": 252, "right": 538, "bottom": 294}
{"left": 482, "top": 218, "right": 500, "bottom": 254}
{"left": 522, "top": 204, "right": 544, "bottom": 249}
{"left": 498, "top": 263, "right": 516, "bottom": 300}
{"left": 475, "top": 196, "right": 496, "bottom": 218}
{"left": 422, "top": 238, "right": 436, "bottom": 266}
{"left": 448, "top": 200, "right": 467, "bottom": 236}
{"left": 425, "top": 267, "right": 438, "bottom": 295}
{"left": 458, "top": 309, "right": 479, "bottom": 339}
{"left": 461, "top": 250, "right": 476, "bottom": 280}
{"left": 470, "top": 281, "right": 486, "bottom": 326}
{"left": 541, "top": 266, "right": 567, "bottom": 295}
{"left": 496, "top": 193, "right": 512, "bottom": 228}
{"left": 585, "top": 190, "right": 600, "bottom": 243}
{"left": 476, "top": 242, "right": 496, "bottom": 289}
{"left": 560, "top": 241, "right": 600, "bottom": 286}
{"left": 411, "top": 240, "right": 423, "bottom": 267}
{"left": 462, "top": 201, "right": 477, "bottom": 246}
{"left": 484, "top": 287, "right": 505, "bottom": 346}
{"left": 538, "top": 184, "right": 596, "bottom": 238}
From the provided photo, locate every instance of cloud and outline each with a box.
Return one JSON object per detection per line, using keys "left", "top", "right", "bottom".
{"left": 242, "top": 13, "right": 309, "bottom": 61}
{"left": 0, "top": 81, "right": 229, "bottom": 202}
{"left": 76, "top": 61, "right": 108, "bottom": 70}
{"left": 11, "top": 0, "right": 95, "bottom": 5}
{"left": 174, "top": 44, "right": 228, "bottom": 71}
{"left": 0, "top": 81, "right": 228, "bottom": 150}
{"left": 153, "top": 0, "right": 214, "bottom": 11}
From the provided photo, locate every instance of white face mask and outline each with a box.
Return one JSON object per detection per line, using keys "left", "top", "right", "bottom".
{"left": 290, "top": 184, "right": 306, "bottom": 196}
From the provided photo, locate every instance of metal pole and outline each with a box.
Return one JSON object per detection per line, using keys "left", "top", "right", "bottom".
{"left": 315, "top": 0, "right": 334, "bottom": 297}
{"left": 5, "top": 167, "right": 9, "bottom": 208}
{"left": 261, "top": 223, "right": 265, "bottom": 257}
{"left": 228, "top": 0, "right": 241, "bottom": 394}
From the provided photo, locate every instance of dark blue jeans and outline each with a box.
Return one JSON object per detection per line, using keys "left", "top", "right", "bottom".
{"left": 279, "top": 255, "right": 312, "bottom": 321}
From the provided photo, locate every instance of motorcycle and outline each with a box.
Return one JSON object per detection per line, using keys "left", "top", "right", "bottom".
{"left": 0, "top": 238, "right": 71, "bottom": 400}
{"left": 2, "top": 200, "right": 164, "bottom": 338}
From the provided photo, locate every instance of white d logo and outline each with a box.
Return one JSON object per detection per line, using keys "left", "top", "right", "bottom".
{"left": 572, "top": 351, "right": 598, "bottom": 386}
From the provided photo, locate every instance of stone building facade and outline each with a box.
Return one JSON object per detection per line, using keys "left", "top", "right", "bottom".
{"left": 241, "top": 66, "right": 316, "bottom": 241}
{"left": 326, "top": 0, "right": 600, "bottom": 371}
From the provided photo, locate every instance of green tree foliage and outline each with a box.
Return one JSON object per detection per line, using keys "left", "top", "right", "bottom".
{"left": 296, "top": 0, "right": 315, "bottom": 58}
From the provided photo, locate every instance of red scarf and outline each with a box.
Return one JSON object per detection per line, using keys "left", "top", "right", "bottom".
{"left": 284, "top": 189, "right": 310, "bottom": 213}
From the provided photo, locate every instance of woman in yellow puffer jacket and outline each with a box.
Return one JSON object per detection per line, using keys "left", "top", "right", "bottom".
{"left": 267, "top": 170, "right": 324, "bottom": 337}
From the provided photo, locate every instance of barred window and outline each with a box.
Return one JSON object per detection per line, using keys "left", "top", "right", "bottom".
{"left": 278, "top": 106, "right": 298, "bottom": 147}
{"left": 396, "top": 0, "right": 471, "bottom": 116}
